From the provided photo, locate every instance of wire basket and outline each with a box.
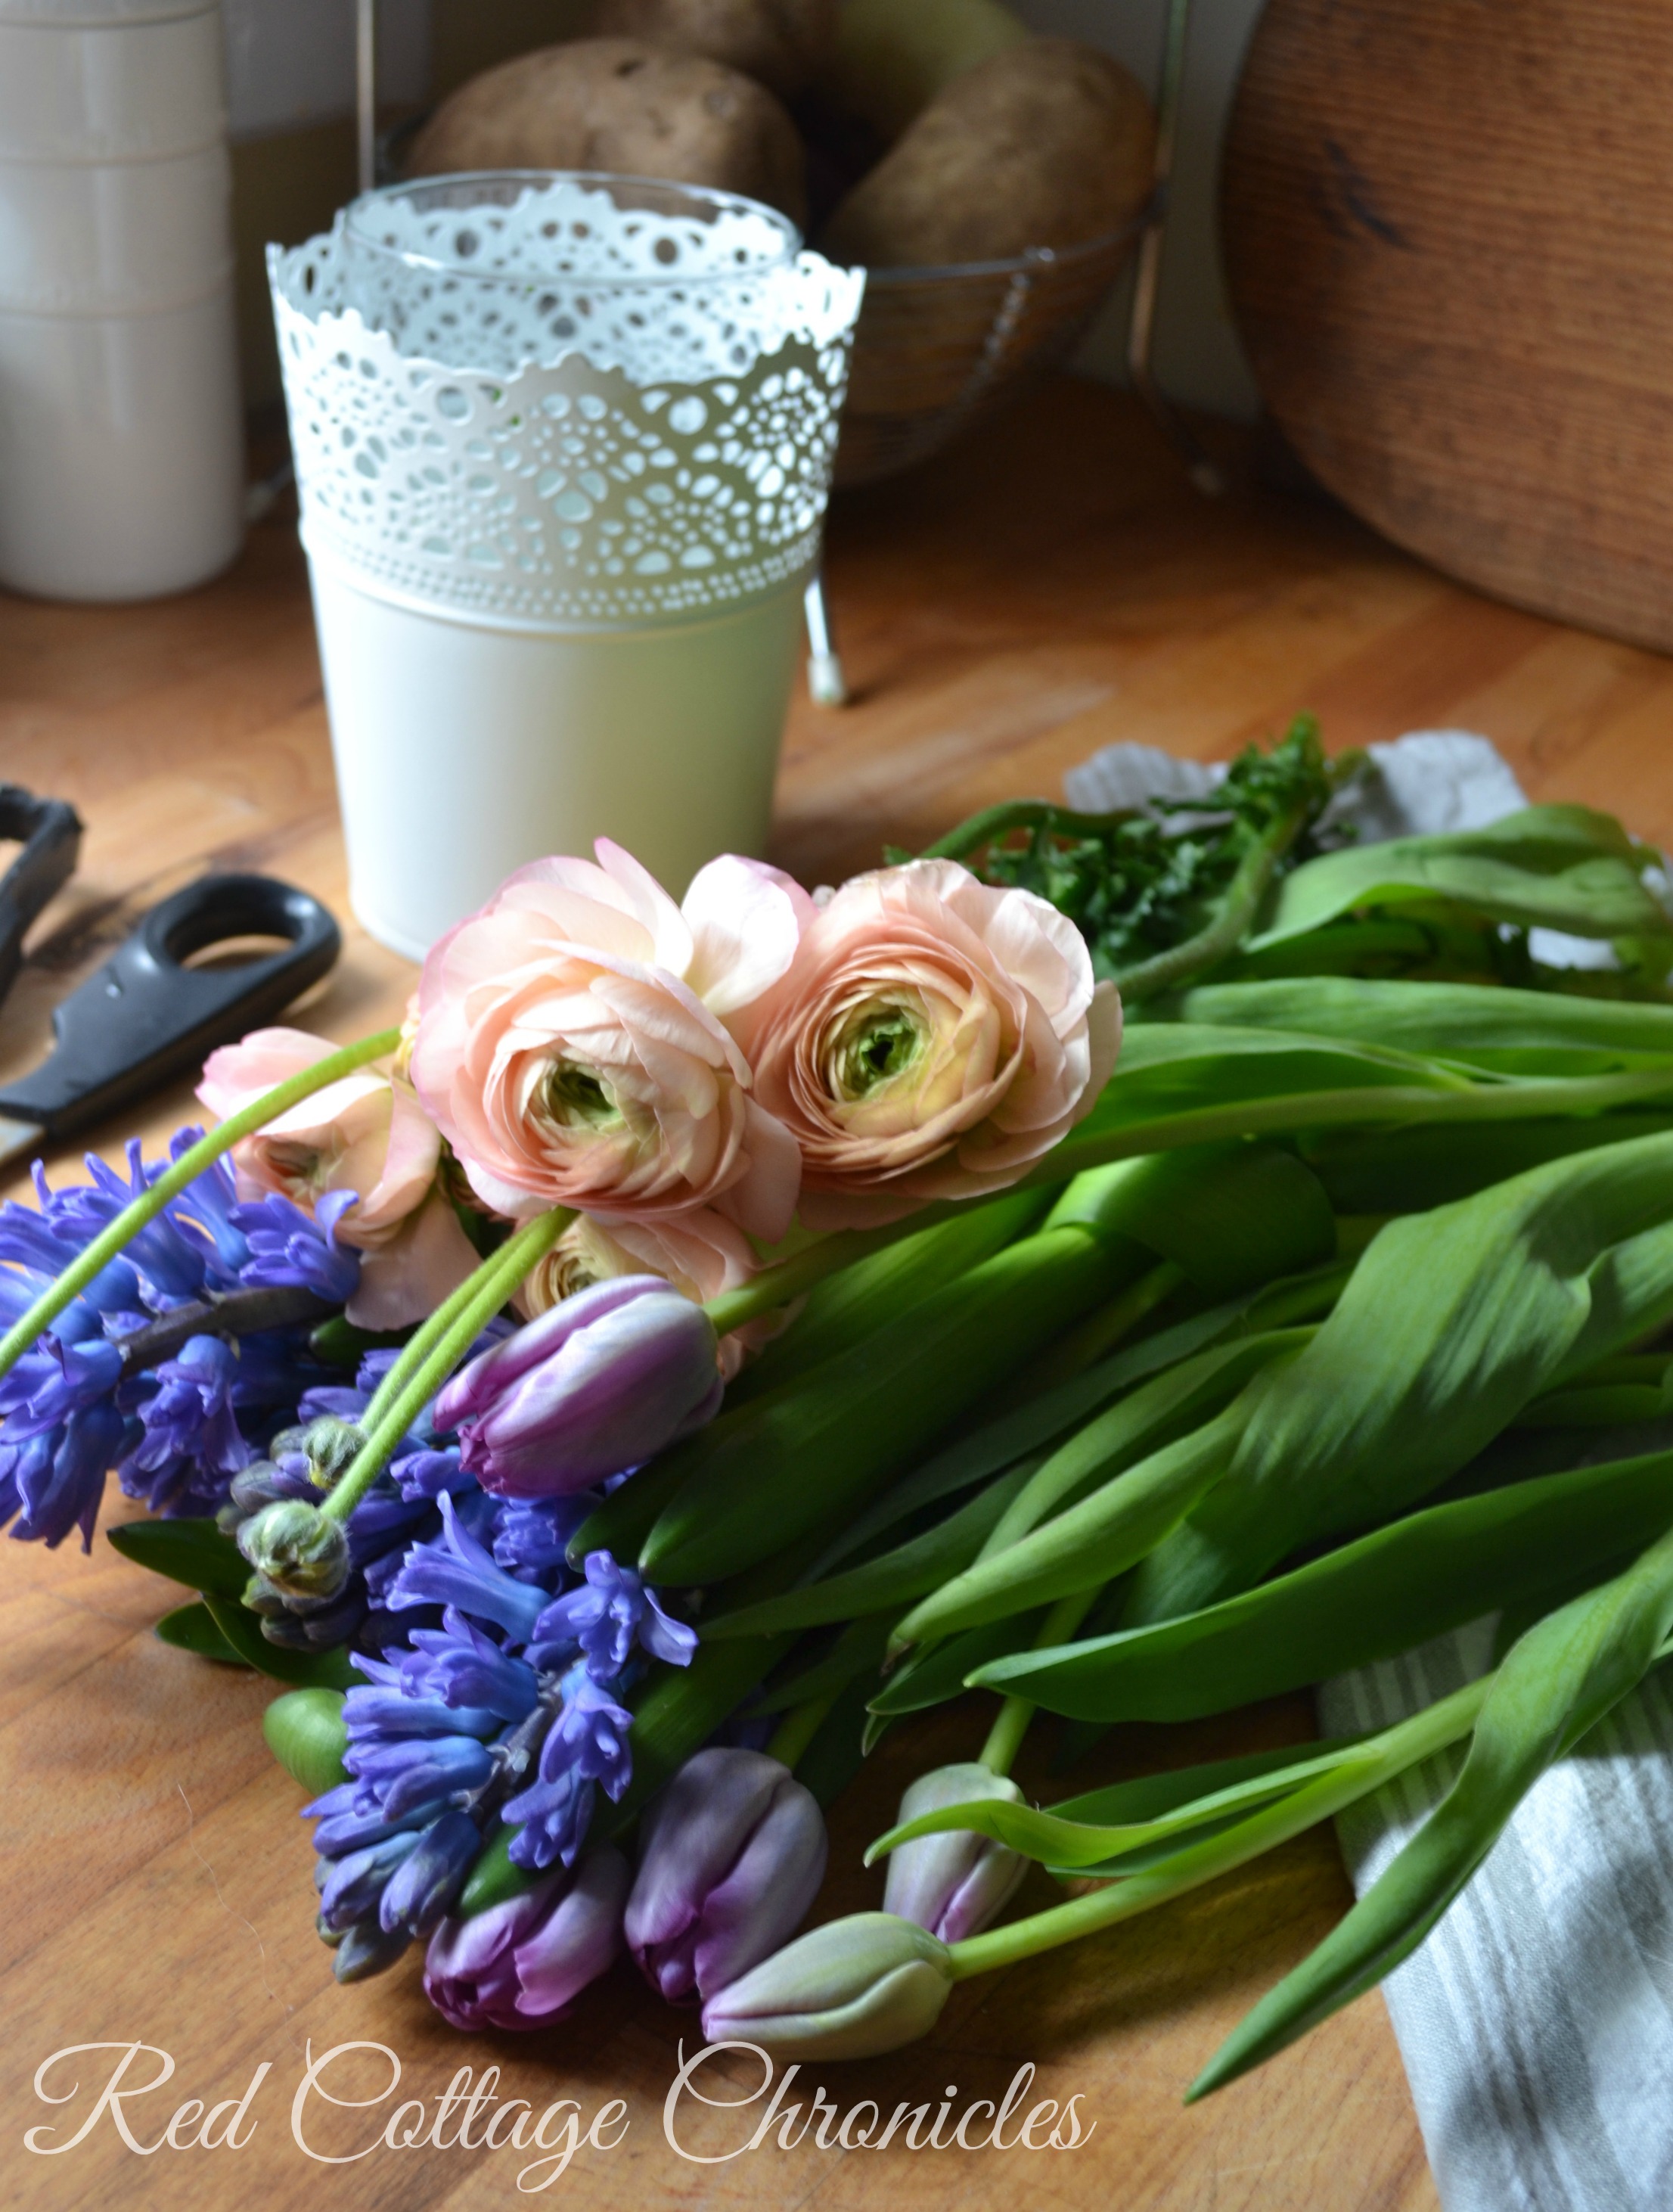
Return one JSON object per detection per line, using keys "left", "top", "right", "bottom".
{"left": 833, "top": 218, "right": 1146, "bottom": 487}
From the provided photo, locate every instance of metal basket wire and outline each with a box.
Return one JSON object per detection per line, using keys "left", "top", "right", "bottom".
{"left": 832, "top": 218, "right": 1147, "bottom": 486}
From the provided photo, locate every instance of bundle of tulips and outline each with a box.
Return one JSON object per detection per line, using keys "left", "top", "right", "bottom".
{"left": 11, "top": 722, "right": 1673, "bottom": 2100}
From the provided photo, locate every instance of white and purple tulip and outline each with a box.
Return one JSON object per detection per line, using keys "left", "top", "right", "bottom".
{"left": 434, "top": 1276, "right": 723, "bottom": 1497}
{"left": 625, "top": 1748, "right": 828, "bottom": 2005}
{"left": 882, "top": 1763, "right": 1029, "bottom": 1943}
{"left": 423, "top": 1844, "right": 631, "bottom": 2031}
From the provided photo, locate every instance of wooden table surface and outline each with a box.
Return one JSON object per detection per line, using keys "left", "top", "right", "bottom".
{"left": 8, "top": 374, "right": 1671, "bottom": 2210}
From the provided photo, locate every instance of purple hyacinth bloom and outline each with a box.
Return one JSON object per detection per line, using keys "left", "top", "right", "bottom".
{"left": 118, "top": 1336, "right": 252, "bottom": 1498}
{"left": 378, "top": 1808, "right": 482, "bottom": 1937}
{"left": 493, "top": 1496, "right": 594, "bottom": 1581}
{"left": 2, "top": 1334, "right": 122, "bottom": 1433}
{"left": 389, "top": 1445, "right": 470, "bottom": 1502}
{"left": 341, "top": 1650, "right": 507, "bottom": 1822}
{"left": 3, "top": 1402, "right": 125, "bottom": 1549}
{"left": 624, "top": 1748, "right": 827, "bottom": 2005}
{"left": 163, "top": 1131, "right": 250, "bottom": 1278}
{"left": 530, "top": 1552, "right": 697, "bottom": 1680}
{"left": 233, "top": 1190, "right": 361, "bottom": 1302}
{"left": 424, "top": 1844, "right": 629, "bottom": 2032}
{"left": 881, "top": 1763, "right": 1029, "bottom": 1944}
{"left": 357, "top": 1732, "right": 498, "bottom": 1824}
{"left": 45, "top": 1143, "right": 214, "bottom": 1302}
{"left": 383, "top": 1493, "right": 546, "bottom": 1640}
{"left": 304, "top": 1781, "right": 437, "bottom": 1858}
{"left": 396, "top": 1609, "right": 542, "bottom": 1722}
{"left": 318, "top": 1831, "right": 421, "bottom": 1932}
{"left": 503, "top": 1667, "right": 634, "bottom": 1872}
{"left": 0, "top": 1195, "right": 141, "bottom": 1326}
{"left": 434, "top": 1277, "right": 722, "bottom": 1498}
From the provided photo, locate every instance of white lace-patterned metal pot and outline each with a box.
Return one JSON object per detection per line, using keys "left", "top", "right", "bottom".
{"left": 268, "top": 172, "right": 864, "bottom": 959}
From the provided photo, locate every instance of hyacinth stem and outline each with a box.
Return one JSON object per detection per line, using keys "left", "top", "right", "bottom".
{"left": 978, "top": 1589, "right": 1097, "bottom": 1777}
{"left": 943, "top": 1673, "right": 1489, "bottom": 1984}
{"left": 0, "top": 1026, "right": 403, "bottom": 1387}
{"left": 320, "top": 1207, "right": 572, "bottom": 1527}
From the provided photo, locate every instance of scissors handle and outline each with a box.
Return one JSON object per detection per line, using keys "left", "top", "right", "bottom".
{"left": 0, "top": 787, "right": 82, "bottom": 1008}
{"left": 0, "top": 874, "right": 341, "bottom": 1145}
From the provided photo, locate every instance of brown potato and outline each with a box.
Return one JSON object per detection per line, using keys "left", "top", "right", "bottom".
{"left": 406, "top": 39, "right": 807, "bottom": 227}
{"left": 588, "top": 0, "right": 837, "bottom": 101}
{"left": 819, "top": 39, "right": 1155, "bottom": 269}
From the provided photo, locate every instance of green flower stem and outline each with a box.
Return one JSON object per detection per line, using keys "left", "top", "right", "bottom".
{"left": 319, "top": 1208, "right": 570, "bottom": 1527}
{"left": 767, "top": 1688, "right": 840, "bottom": 1771}
{"left": 920, "top": 800, "right": 1138, "bottom": 865}
{"left": 702, "top": 1197, "right": 1021, "bottom": 1338}
{"left": 978, "top": 1589, "right": 1098, "bottom": 1777}
{"left": 0, "top": 1025, "right": 402, "bottom": 1385}
{"left": 357, "top": 1209, "right": 566, "bottom": 1435}
{"left": 945, "top": 1672, "right": 1488, "bottom": 1981}
{"left": 1030, "top": 1067, "right": 1673, "bottom": 1189}
{"left": 1110, "top": 781, "right": 1324, "bottom": 1005}
{"left": 1037, "top": 1260, "right": 1185, "bottom": 1388}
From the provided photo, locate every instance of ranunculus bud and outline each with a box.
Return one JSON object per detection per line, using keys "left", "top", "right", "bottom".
{"left": 700, "top": 1912, "right": 954, "bottom": 2061}
{"left": 235, "top": 1499, "right": 351, "bottom": 1603}
{"left": 433, "top": 1276, "right": 724, "bottom": 1497}
{"left": 625, "top": 1748, "right": 827, "bottom": 2004}
{"left": 424, "top": 1844, "right": 630, "bottom": 2030}
{"left": 882, "top": 1763, "right": 1029, "bottom": 1943}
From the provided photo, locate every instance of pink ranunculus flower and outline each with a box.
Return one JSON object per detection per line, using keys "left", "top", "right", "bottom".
{"left": 195, "top": 1027, "right": 479, "bottom": 1329}
{"left": 733, "top": 858, "right": 1122, "bottom": 1228}
{"left": 408, "top": 843, "right": 810, "bottom": 1242}
{"left": 514, "top": 1207, "right": 784, "bottom": 1380}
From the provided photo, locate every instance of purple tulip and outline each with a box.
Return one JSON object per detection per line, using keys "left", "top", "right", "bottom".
{"left": 882, "top": 1763, "right": 1028, "bottom": 1943}
{"left": 434, "top": 1276, "right": 723, "bottom": 1498}
{"left": 423, "top": 1844, "right": 630, "bottom": 2031}
{"left": 624, "top": 1748, "right": 827, "bottom": 2005}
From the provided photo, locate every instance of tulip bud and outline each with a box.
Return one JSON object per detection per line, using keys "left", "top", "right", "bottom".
{"left": 625, "top": 1748, "right": 827, "bottom": 2004}
{"left": 235, "top": 1499, "right": 352, "bottom": 1605}
{"left": 882, "top": 1763, "right": 1028, "bottom": 1943}
{"left": 433, "top": 1276, "right": 723, "bottom": 1498}
{"left": 424, "top": 1844, "right": 630, "bottom": 2031}
{"left": 700, "top": 1912, "right": 954, "bottom": 2061}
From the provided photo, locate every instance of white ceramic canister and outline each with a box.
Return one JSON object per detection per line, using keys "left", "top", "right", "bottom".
{"left": 270, "top": 173, "right": 864, "bottom": 958}
{"left": 0, "top": 8, "right": 225, "bottom": 161}
{"left": 0, "top": 0, "right": 243, "bottom": 601}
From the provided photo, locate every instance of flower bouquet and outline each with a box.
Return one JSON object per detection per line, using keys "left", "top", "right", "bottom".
{"left": 11, "top": 718, "right": 1673, "bottom": 2095}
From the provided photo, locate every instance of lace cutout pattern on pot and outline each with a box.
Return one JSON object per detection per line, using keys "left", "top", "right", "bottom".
{"left": 268, "top": 181, "right": 864, "bottom": 630}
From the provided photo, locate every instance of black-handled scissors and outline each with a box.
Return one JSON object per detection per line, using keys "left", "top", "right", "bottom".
{"left": 0, "top": 858, "right": 342, "bottom": 1170}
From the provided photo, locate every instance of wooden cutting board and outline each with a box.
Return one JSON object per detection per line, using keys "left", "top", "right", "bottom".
{"left": 1221, "top": 0, "right": 1673, "bottom": 655}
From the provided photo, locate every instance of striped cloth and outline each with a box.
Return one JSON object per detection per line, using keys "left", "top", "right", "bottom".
{"left": 1321, "top": 1634, "right": 1673, "bottom": 2212}
{"left": 1064, "top": 729, "right": 1673, "bottom": 2212}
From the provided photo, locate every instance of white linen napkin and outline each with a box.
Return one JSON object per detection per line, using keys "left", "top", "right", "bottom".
{"left": 1063, "top": 730, "right": 1673, "bottom": 2212}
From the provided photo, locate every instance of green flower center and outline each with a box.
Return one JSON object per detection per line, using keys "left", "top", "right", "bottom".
{"left": 543, "top": 1060, "right": 621, "bottom": 1129}
{"left": 830, "top": 1005, "right": 927, "bottom": 1101}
